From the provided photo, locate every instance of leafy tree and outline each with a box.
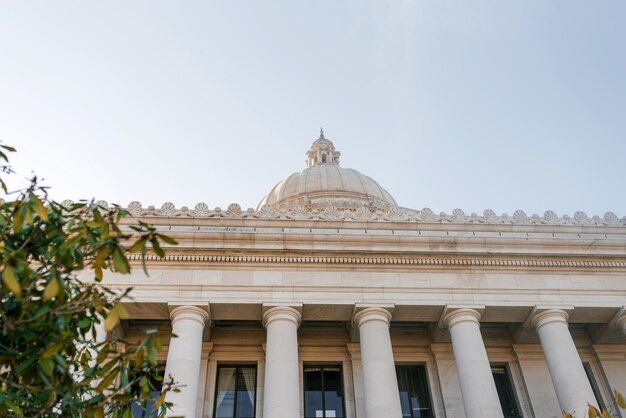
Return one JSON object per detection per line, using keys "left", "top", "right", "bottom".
{"left": 0, "top": 145, "right": 178, "bottom": 417}
{"left": 561, "top": 390, "right": 626, "bottom": 417}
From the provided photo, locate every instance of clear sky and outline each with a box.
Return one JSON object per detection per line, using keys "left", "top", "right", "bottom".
{"left": 1, "top": 1, "right": 625, "bottom": 216}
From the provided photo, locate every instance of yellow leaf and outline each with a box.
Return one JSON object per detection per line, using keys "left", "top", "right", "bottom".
{"left": 104, "top": 310, "right": 119, "bottom": 332}
{"left": 2, "top": 266, "right": 21, "bottom": 298}
{"left": 94, "top": 265, "right": 103, "bottom": 282}
{"left": 588, "top": 404, "right": 600, "bottom": 418}
{"left": 152, "top": 392, "right": 166, "bottom": 411}
{"left": 42, "top": 342, "right": 63, "bottom": 358}
{"left": 94, "top": 405, "right": 104, "bottom": 418}
{"left": 112, "top": 249, "right": 129, "bottom": 274}
{"left": 42, "top": 277, "right": 59, "bottom": 301}
{"left": 113, "top": 303, "right": 130, "bottom": 319}
{"left": 33, "top": 196, "right": 48, "bottom": 221}
{"left": 13, "top": 209, "right": 24, "bottom": 233}
{"left": 616, "top": 390, "right": 626, "bottom": 408}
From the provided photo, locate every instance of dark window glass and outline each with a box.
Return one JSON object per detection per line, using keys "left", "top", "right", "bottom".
{"left": 214, "top": 365, "right": 257, "bottom": 418}
{"left": 583, "top": 363, "right": 606, "bottom": 411}
{"left": 304, "top": 366, "right": 345, "bottom": 418}
{"left": 131, "top": 364, "right": 165, "bottom": 418}
{"left": 395, "top": 365, "right": 434, "bottom": 418}
{"left": 491, "top": 365, "right": 522, "bottom": 418}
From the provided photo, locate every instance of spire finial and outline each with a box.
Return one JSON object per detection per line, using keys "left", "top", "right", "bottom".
{"left": 319, "top": 127, "right": 325, "bottom": 140}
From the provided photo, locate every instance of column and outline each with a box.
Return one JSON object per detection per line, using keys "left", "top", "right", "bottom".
{"left": 531, "top": 309, "right": 596, "bottom": 418}
{"left": 353, "top": 307, "right": 402, "bottom": 418}
{"left": 164, "top": 305, "right": 209, "bottom": 418}
{"left": 442, "top": 308, "right": 503, "bottom": 418}
{"left": 262, "top": 305, "right": 301, "bottom": 418}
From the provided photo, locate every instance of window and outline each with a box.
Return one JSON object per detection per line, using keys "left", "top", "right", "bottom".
{"left": 395, "top": 365, "right": 434, "bottom": 418}
{"left": 304, "top": 365, "right": 346, "bottom": 418}
{"left": 491, "top": 365, "right": 522, "bottom": 418}
{"left": 214, "top": 365, "right": 257, "bottom": 418}
{"left": 583, "top": 363, "right": 606, "bottom": 411}
{"left": 131, "top": 364, "right": 165, "bottom": 418}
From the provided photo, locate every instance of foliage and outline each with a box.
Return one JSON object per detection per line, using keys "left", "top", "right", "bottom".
{"left": 561, "top": 390, "right": 626, "bottom": 418}
{"left": 0, "top": 145, "right": 178, "bottom": 417}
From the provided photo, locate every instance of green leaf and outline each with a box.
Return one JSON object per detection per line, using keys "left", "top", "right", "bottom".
{"left": 151, "top": 237, "right": 164, "bottom": 258}
{"left": 134, "top": 348, "right": 144, "bottom": 369}
{"left": 15, "top": 357, "right": 34, "bottom": 375}
{"left": 158, "top": 234, "right": 178, "bottom": 245}
{"left": 96, "top": 368, "right": 119, "bottom": 393}
{"left": 616, "top": 390, "right": 626, "bottom": 408}
{"left": 146, "top": 340, "right": 157, "bottom": 365}
{"left": 112, "top": 249, "right": 130, "bottom": 274}
{"left": 40, "top": 358, "right": 54, "bottom": 375}
{"left": 2, "top": 266, "right": 21, "bottom": 298}
{"left": 42, "top": 277, "right": 59, "bottom": 301}
{"left": 3, "top": 398, "right": 24, "bottom": 416}
{"left": 128, "top": 239, "right": 144, "bottom": 253}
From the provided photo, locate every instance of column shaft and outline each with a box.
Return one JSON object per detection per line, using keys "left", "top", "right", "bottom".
{"left": 164, "top": 306, "right": 209, "bottom": 418}
{"left": 532, "top": 310, "right": 596, "bottom": 418}
{"left": 263, "top": 306, "right": 301, "bottom": 418}
{"left": 444, "top": 308, "right": 503, "bottom": 418}
{"left": 354, "top": 307, "right": 402, "bottom": 418}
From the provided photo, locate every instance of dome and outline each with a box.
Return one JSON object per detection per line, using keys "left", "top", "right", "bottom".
{"left": 258, "top": 130, "right": 397, "bottom": 211}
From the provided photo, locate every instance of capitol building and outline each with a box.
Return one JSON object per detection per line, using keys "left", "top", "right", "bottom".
{"left": 104, "top": 131, "right": 626, "bottom": 418}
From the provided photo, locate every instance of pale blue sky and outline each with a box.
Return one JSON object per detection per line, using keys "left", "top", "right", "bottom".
{"left": 1, "top": 1, "right": 625, "bottom": 215}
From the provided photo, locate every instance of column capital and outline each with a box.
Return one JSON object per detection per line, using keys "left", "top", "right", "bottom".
{"left": 441, "top": 306, "right": 483, "bottom": 330}
{"left": 353, "top": 306, "right": 393, "bottom": 328}
{"left": 616, "top": 314, "right": 626, "bottom": 334}
{"left": 169, "top": 305, "right": 210, "bottom": 327}
{"left": 262, "top": 304, "right": 302, "bottom": 328}
{"left": 609, "top": 306, "right": 626, "bottom": 335}
{"left": 530, "top": 309, "right": 569, "bottom": 331}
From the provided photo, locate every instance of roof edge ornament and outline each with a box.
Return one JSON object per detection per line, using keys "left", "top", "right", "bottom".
{"left": 74, "top": 200, "right": 626, "bottom": 227}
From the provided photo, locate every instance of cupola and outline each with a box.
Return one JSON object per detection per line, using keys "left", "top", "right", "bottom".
{"left": 258, "top": 130, "right": 397, "bottom": 211}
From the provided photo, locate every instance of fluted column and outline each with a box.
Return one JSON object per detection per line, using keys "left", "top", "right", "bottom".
{"left": 262, "top": 305, "right": 302, "bottom": 418}
{"left": 531, "top": 309, "right": 596, "bottom": 418}
{"left": 164, "top": 305, "right": 209, "bottom": 418}
{"left": 353, "top": 307, "right": 402, "bottom": 418}
{"left": 443, "top": 308, "right": 503, "bottom": 418}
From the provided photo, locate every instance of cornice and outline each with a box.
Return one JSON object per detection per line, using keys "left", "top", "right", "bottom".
{"left": 76, "top": 200, "right": 626, "bottom": 227}
{"left": 126, "top": 253, "right": 626, "bottom": 269}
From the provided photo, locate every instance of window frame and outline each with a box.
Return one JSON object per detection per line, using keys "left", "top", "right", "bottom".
{"left": 130, "top": 362, "right": 166, "bottom": 418}
{"left": 490, "top": 363, "right": 523, "bottom": 418}
{"left": 303, "top": 363, "right": 347, "bottom": 418}
{"left": 212, "top": 363, "right": 258, "bottom": 418}
{"left": 583, "top": 362, "right": 607, "bottom": 412}
{"left": 395, "top": 363, "right": 436, "bottom": 418}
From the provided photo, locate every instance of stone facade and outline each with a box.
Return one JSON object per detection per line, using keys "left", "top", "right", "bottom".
{"left": 98, "top": 133, "right": 626, "bottom": 418}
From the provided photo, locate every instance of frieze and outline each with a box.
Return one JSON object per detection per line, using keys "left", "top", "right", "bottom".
{"left": 67, "top": 200, "right": 626, "bottom": 227}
